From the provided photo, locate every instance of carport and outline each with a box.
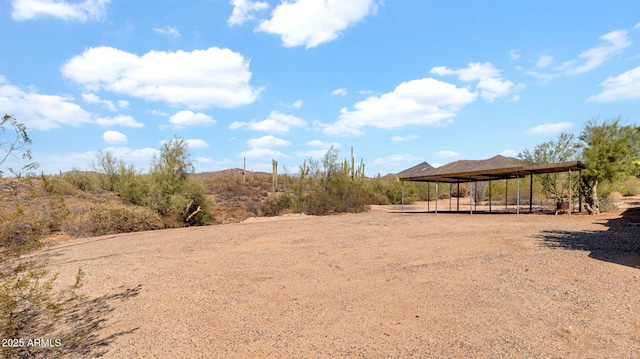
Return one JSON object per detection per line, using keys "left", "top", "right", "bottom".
{"left": 398, "top": 156, "right": 586, "bottom": 215}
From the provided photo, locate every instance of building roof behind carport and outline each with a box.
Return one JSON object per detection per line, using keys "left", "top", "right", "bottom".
{"left": 398, "top": 155, "right": 586, "bottom": 183}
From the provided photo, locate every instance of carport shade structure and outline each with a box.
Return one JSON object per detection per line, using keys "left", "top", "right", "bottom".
{"left": 398, "top": 155, "right": 587, "bottom": 215}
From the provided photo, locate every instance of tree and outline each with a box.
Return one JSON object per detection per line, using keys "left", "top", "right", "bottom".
{"left": 519, "top": 133, "right": 579, "bottom": 201}
{"left": 0, "top": 114, "right": 39, "bottom": 177}
{"left": 578, "top": 117, "right": 640, "bottom": 214}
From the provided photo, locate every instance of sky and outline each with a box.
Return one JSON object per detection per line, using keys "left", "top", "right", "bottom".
{"left": 1, "top": 0, "right": 640, "bottom": 176}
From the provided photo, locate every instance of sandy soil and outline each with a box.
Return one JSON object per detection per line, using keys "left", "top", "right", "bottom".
{"left": 30, "top": 203, "right": 640, "bottom": 358}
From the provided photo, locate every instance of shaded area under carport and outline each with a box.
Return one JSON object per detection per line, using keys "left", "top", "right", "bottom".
{"left": 398, "top": 155, "right": 586, "bottom": 215}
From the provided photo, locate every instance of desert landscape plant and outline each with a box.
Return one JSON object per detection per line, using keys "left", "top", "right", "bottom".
{"left": 0, "top": 114, "right": 39, "bottom": 178}
{"left": 578, "top": 118, "right": 640, "bottom": 214}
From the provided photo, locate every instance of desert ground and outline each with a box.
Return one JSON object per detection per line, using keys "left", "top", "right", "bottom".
{"left": 28, "top": 199, "right": 640, "bottom": 358}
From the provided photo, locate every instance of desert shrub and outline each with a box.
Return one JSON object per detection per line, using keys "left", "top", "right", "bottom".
{"left": 260, "top": 193, "right": 292, "bottom": 217}
{"left": 63, "top": 201, "right": 164, "bottom": 237}
{"left": 598, "top": 196, "right": 619, "bottom": 213}
{"left": 61, "top": 170, "right": 100, "bottom": 192}
{"left": 0, "top": 198, "right": 70, "bottom": 249}
{"left": 0, "top": 258, "right": 84, "bottom": 359}
{"left": 93, "top": 139, "right": 213, "bottom": 226}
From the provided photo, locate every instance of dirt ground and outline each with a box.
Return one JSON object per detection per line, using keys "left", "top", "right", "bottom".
{"left": 29, "top": 200, "right": 640, "bottom": 358}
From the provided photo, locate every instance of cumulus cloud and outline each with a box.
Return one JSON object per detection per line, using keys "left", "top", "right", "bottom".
{"left": 11, "top": 0, "right": 110, "bottom": 21}
{"left": 536, "top": 55, "right": 553, "bottom": 68}
{"left": 289, "top": 99, "right": 303, "bottom": 109}
{"left": 295, "top": 140, "right": 341, "bottom": 158}
{"left": 322, "top": 78, "right": 477, "bottom": 136}
{"left": 509, "top": 50, "right": 521, "bottom": 60}
{"left": 526, "top": 122, "right": 573, "bottom": 135}
{"left": 257, "top": 0, "right": 378, "bottom": 48}
{"left": 185, "top": 139, "right": 209, "bottom": 149}
{"left": 372, "top": 154, "right": 419, "bottom": 166}
{"left": 239, "top": 147, "right": 288, "bottom": 159}
{"left": 95, "top": 115, "right": 144, "bottom": 127}
{"left": 246, "top": 135, "right": 291, "bottom": 148}
{"left": 331, "top": 88, "right": 348, "bottom": 96}
{"left": 169, "top": 110, "right": 215, "bottom": 128}
{"left": 153, "top": 26, "right": 181, "bottom": 39}
{"left": 230, "top": 111, "right": 307, "bottom": 134}
{"left": 431, "top": 62, "right": 519, "bottom": 102}
{"left": 61, "top": 46, "right": 262, "bottom": 109}
{"left": 102, "top": 130, "right": 127, "bottom": 144}
{"left": 588, "top": 66, "right": 640, "bottom": 102}
{"left": 390, "top": 135, "right": 418, "bottom": 142}
{"left": 81, "top": 93, "right": 127, "bottom": 111}
{"left": 228, "top": 0, "right": 268, "bottom": 25}
{"left": 0, "top": 83, "right": 91, "bottom": 130}
{"left": 564, "top": 29, "right": 632, "bottom": 74}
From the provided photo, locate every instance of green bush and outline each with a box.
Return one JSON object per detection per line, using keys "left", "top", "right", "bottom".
{"left": 260, "top": 193, "right": 292, "bottom": 216}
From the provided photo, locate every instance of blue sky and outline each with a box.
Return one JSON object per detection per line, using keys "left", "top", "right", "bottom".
{"left": 1, "top": 0, "right": 640, "bottom": 176}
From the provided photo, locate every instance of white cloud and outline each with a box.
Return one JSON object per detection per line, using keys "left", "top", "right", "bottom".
{"left": 246, "top": 135, "right": 291, "bottom": 148}
{"left": 289, "top": 99, "right": 303, "bottom": 109}
{"left": 0, "top": 83, "right": 91, "bottom": 130}
{"left": 434, "top": 150, "right": 460, "bottom": 158}
{"left": 239, "top": 147, "right": 288, "bottom": 159}
{"left": 524, "top": 70, "right": 559, "bottom": 84}
{"left": 257, "top": 0, "right": 378, "bottom": 48}
{"left": 635, "top": 23, "right": 640, "bottom": 30}
{"left": 95, "top": 115, "right": 144, "bottom": 127}
{"left": 526, "top": 122, "right": 573, "bottom": 135}
{"left": 500, "top": 149, "right": 518, "bottom": 157}
{"left": 588, "top": 66, "right": 640, "bottom": 102}
{"left": 390, "top": 135, "right": 418, "bottom": 142}
{"left": 11, "top": 0, "right": 110, "bottom": 21}
{"left": 81, "top": 93, "right": 127, "bottom": 111}
{"left": 229, "top": 111, "right": 307, "bottom": 134}
{"left": 185, "top": 139, "right": 209, "bottom": 149}
{"left": 372, "top": 154, "right": 419, "bottom": 166}
{"left": 102, "top": 130, "right": 127, "bottom": 144}
{"left": 228, "top": 0, "right": 268, "bottom": 25}
{"left": 169, "top": 110, "right": 215, "bottom": 128}
{"left": 565, "top": 29, "right": 632, "bottom": 74}
{"left": 153, "top": 26, "right": 181, "bottom": 39}
{"left": 536, "top": 55, "right": 553, "bottom": 68}
{"left": 331, "top": 88, "right": 348, "bottom": 96}
{"left": 323, "top": 78, "right": 477, "bottom": 135}
{"left": 295, "top": 140, "right": 341, "bottom": 158}
{"left": 509, "top": 50, "right": 521, "bottom": 60}
{"left": 431, "top": 62, "right": 519, "bottom": 102}
{"left": 61, "top": 46, "right": 262, "bottom": 109}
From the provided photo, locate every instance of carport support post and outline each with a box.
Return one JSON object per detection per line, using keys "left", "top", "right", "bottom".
{"left": 449, "top": 183, "right": 452, "bottom": 212}
{"left": 579, "top": 170, "right": 582, "bottom": 213}
{"left": 427, "top": 183, "right": 430, "bottom": 212}
{"left": 569, "top": 169, "right": 572, "bottom": 216}
{"left": 469, "top": 177, "right": 473, "bottom": 215}
{"left": 401, "top": 180, "right": 404, "bottom": 215}
{"left": 489, "top": 180, "right": 492, "bottom": 213}
{"left": 516, "top": 173, "right": 520, "bottom": 215}
{"left": 505, "top": 179, "right": 508, "bottom": 211}
{"left": 435, "top": 180, "right": 439, "bottom": 214}
{"left": 529, "top": 174, "right": 533, "bottom": 213}
{"left": 457, "top": 180, "right": 460, "bottom": 212}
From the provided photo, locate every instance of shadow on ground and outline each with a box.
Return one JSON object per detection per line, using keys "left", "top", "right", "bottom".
{"left": 537, "top": 208, "right": 640, "bottom": 269}
{"left": 6, "top": 284, "right": 141, "bottom": 359}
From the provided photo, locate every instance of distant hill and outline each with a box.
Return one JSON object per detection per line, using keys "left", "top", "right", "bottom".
{"left": 194, "top": 168, "right": 271, "bottom": 181}
{"left": 396, "top": 162, "right": 435, "bottom": 177}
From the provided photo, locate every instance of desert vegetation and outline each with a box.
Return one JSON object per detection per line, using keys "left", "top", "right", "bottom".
{"left": 1, "top": 114, "right": 639, "bottom": 356}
